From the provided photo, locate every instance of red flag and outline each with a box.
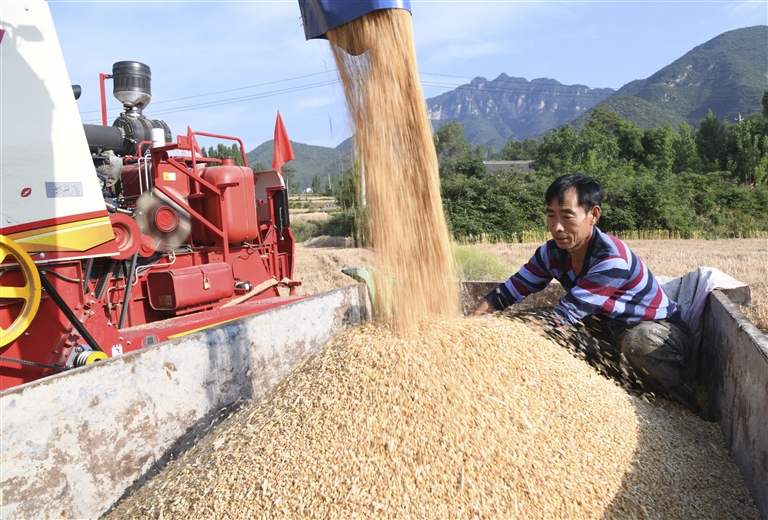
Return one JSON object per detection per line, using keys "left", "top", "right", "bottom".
{"left": 272, "top": 111, "right": 295, "bottom": 174}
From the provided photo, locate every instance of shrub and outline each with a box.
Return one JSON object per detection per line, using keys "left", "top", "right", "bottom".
{"left": 454, "top": 246, "right": 510, "bottom": 281}
{"left": 291, "top": 220, "right": 322, "bottom": 242}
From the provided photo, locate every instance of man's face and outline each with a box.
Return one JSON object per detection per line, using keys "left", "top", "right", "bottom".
{"left": 546, "top": 188, "right": 600, "bottom": 252}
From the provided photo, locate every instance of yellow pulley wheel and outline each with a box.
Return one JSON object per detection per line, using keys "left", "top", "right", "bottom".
{"left": 84, "top": 351, "right": 108, "bottom": 364}
{"left": 0, "top": 234, "right": 42, "bottom": 347}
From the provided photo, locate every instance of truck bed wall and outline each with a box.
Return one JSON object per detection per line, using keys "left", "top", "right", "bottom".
{"left": 0, "top": 284, "right": 370, "bottom": 520}
{"left": 702, "top": 290, "right": 768, "bottom": 518}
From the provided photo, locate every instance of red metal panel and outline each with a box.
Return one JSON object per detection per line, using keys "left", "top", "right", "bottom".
{"left": 193, "top": 159, "right": 259, "bottom": 245}
{"left": 120, "top": 294, "right": 308, "bottom": 345}
{"left": 147, "top": 263, "right": 233, "bottom": 312}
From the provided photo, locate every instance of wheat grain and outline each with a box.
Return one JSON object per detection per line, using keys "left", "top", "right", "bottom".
{"left": 106, "top": 317, "right": 758, "bottom": 519}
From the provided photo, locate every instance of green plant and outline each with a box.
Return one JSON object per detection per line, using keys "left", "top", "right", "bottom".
{"left": 291, "top": 220, "right": 322, "bottom": 242}
{"left": 454, "top": 245, "right": 510, "bottom": 281}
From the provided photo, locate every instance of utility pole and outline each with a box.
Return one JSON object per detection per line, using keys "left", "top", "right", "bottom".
{"left": 360, "top": 158, "right": 366, "bottom": 207}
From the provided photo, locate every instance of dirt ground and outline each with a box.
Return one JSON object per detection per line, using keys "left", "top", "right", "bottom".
{"left": 292, "top": 242, "right": 373, "bottom": 296}
{"left": 292, "top": 238, "right": 767, "bottom": 331}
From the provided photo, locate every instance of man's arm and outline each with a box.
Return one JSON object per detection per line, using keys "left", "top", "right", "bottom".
{"left": 468, "top": 244, "right": 555, "bottom": 318}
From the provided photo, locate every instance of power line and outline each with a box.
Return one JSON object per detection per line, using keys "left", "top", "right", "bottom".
{"left": 85, "top": 67, "right": 751, "bottom": 123}
{"left": 82, "top": 78, "right": 341, "bottom": 123}
{"left": 85, "top": 73, "right": 613, "bottom": 124}
{"left": 80, "top": 69, "right": 341, "bottom": 115}
{"left": 148, "top": 80, "right": 342, "bottom": 117}
{"left": 87, "top": 68, "right": 612, "bottom": 118}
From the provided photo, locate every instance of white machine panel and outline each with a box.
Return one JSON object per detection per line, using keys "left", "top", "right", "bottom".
{"left": 0, "top": 0, "right": 107, "bottom": 231}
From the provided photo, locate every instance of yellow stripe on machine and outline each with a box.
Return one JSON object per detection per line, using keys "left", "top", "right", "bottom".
{"left": 167, "top": 317, "right": 242, "bottom": 340}
{"left": 8, "top": 217, "right": 115, "bottom": 253}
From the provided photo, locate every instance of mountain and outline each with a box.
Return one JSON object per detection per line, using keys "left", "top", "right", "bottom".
{"left": 568, "top": 95, "right": 686, "bottom": 134}
{"left": 569, "top": 25, "right": 768, "bottom": 132}
{"left": 246, "top": 25, "right": 768, "bottom": 175}
{"left": 246, "top": 139, "right": 354, "bottom": 189}
{"left": 425, "top": 75, "right": 614, "bottom": 151}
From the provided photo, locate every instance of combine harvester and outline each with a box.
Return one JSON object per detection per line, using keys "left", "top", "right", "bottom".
{"left": 0, "top": 5, "right": 305, "bottom": 392}
{"left": 1, "top": 1, "right": 766, "bottom": 518}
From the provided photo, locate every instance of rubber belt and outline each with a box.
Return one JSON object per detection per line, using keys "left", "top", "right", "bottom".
{"left": 0, "top": 355, "right": 66, "bottom": 371}
{"left": 118, "top": 251, "right": 139, "bottom": 330}
{"left": 38, "top": 268, "right": 104, "bottom": 352}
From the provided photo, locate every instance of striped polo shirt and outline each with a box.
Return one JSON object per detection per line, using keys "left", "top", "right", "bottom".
{"left": 486, "top": 226, "right": 680, "bottom": 326}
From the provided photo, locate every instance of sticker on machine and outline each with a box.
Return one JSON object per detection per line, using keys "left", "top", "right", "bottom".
{"left": 45, "top": 182, "right": 83, "bottom": 198}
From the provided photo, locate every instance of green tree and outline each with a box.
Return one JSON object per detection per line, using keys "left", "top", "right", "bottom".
{"left": 640, "top": 126, "right": 674, "bottom": 175}
{"left": 695, "top": 110, "right": 727, "bottom": 172}
{"left": 762, "top": 89, "right": 768, "bottom": 118}
{"left": 499, "top": 139, "right": 538, "bottom": 161}
{"left": 588, "top": 108, "right": 643, "bottom": 163}
{"left": 230, "top": 143, "right": 244, "bottom": 166}
{"left": 206, "top": 143, "right": 245, "bottom": 166}
{"left": 534, "top": 125, "right": 581, "bottom": 172}
{"left": 434, "top": 121, "right": 471, "bottom": 159}
{"left": 311, "top": 175, "right": 323, "bottom": 194}
{"left": 522, "top": 138, "right": 539, "bottom": 159}
{"left": 441, "top": 170, "right": 551, "bottom": 240}
{"left": 433, "top": 121, "right": 485, "bottom": 178}
{"left": 282, "top": 165, "right": 298, "bottom": 193}
{"left": 251, "top": 161, "right": 269, "bottom": 172}
{"left": 535, "top": 120, "right": 619, "bottom": 175}
{"left": 727, "top": 120, "right": 768, "bottom": 185}
{"left": 499, "top": 140, "right": 524, "bottom": 160}
{"left": 671, "top": 122, "right": 700, "bottom": 173}
{"left": 335, "top": 164, "right": 360, "bottom": 210}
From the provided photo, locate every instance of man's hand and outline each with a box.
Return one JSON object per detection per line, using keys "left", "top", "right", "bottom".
{"left": 468, "top": 298, "right": 494, "bottom": 318}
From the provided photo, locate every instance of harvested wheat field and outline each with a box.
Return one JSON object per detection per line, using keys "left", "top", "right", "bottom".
{"left": 106, "top": 317, "right": 757, "bottom": 519}
{"left": 291, "top": 243, "right": 374, "bottom": 296}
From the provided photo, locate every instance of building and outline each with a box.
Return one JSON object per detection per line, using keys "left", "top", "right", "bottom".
{"left": 483, "top": 160, "right": 534, "bottom": 174}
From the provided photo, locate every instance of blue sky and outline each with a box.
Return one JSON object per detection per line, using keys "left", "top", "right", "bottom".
{"left": 48, "top": 1, "right": 766, "bottom": 152}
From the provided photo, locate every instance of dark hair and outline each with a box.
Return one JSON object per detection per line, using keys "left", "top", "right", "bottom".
{"left": 545, "top": 173, "right": 603, "bottom": 211}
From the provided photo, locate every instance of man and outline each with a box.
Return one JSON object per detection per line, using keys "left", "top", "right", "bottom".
{"left": 470, "top": 173, "right": 700, "bottom": 413}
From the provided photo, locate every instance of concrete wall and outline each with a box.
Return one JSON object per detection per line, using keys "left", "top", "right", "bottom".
{"left": 0, "top": 284, "right": 370, "bottom": 520}
{"left": 701, "top": 290, "right": 768, "bottom": 518}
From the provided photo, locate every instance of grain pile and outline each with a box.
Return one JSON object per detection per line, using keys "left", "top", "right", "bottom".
{"left": 106, "top": 317, "right": 758, "bottom": 519}
{"left": 325, "top": 9, "right": 459, "bottom": 332}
